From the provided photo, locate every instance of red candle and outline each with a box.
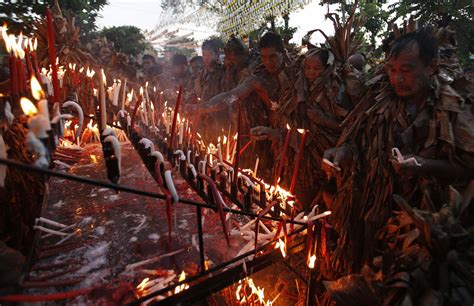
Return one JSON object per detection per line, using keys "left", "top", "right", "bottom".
{"left": 16, "top": 57, "right": 24, "bottom": 94}
{"left": 274, "top": 124, "right": 291, "bottom": 187}
{"left": 168, "top": 84, "right": 183, "bottom": 148}
{"left": 289, "top": 129, "right": 308, "bottom": 194}
{"left": 30, "top": 38, "right": 41, "bottom": 82}
{"left": 9, "top": 54, "right": 18, "bottom": 96}
{"left": 46, "top": 8, "right": 59, "bottom": 103}
{"left": 24, "top": 47, "right": 33, "bottom": 79}
{"left": 130, "top": 91, "right": 143, "bottom": 131}
{"left": 233, "top": 102, "right": 242, "bottom": 185}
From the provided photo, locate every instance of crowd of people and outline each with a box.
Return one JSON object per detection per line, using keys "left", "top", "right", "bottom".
{"left": 136, "top": 26, "right": 473, "bottom": 276}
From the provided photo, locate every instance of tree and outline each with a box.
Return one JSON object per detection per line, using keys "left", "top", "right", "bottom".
{"left": 0, "top": 0, "right": 107, "bottom": 37}
{"left": 387, "top": 0, "right": 473, "bottom": 63}
{"left": 97, "top": 26, "right": 152, "bottom": 57}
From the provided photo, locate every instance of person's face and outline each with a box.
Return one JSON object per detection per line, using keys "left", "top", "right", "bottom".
{"left": 260, "top": 47, "right": 283, "bottom": 75}
{"left": 172, "top": 64, "right": 187, "bottom": 77}
{"left": 143, "top": 58, "right": 154, "bottom": 71}
{"left": 190, "top": 62, "right": 202, "bottom": 75}
{"left": 202, "top": 49, "right": 218, "bottom": 69}
{"left": 304, "top": 54, "right": 325, "bottom": 83}
{"left": 99, "top": 47, "right": 112, "bottom": 60}
{"left": 386, "top": 43, "right": 436, "bottom": 99}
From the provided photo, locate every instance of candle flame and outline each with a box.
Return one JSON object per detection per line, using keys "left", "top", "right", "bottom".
{"left": 145, "top": 81, "right": 149, "bottom": 87}
{"left": 136, "top": 277, "right": 149, "bottom": 291}
{"left": 278, "top": 238, "right": 286, "bottom": 258}
{"left": 17, "top": 32, "right": 23, "bottom": 50}
{"left": 79, "top": 67, "right": 84, "bottom": 73}
{"left": 308, "top": 254, "right": 316, "bottom": 269}
{"left": 33, "top": 37, "right": 37, "bottom": 50}
{"left": 139, "top": 86, "right": 143, "bottom": 96}
{"left": 174, "top": 271, "right": 189, "bottom": 294}
{"left": 127, "top": 89, "right": 134, "bottom": 102}
{"left": 297, "top": 129, "right": 306, "bottom": 134}
{"left": 235, "top": 278, "right": 273, "bottom": 305}
{"left": 286, "top": 123, "right": 291, "bottom": 130}
{"left": 30, "top": 76, "right": 45, "bottom": 100}
{"left": 1, "top": 23, "right": 9, "bottom": 52}
{"left": 101, "top": 69, "right": 106, "bottom": 85}
{"left": 223, "top": 135, "right": 227, "bottom": 144}
{"left": 90, "top": 154, "right": 98, "bottom": 163}
{"left": 20, "top": 97, "right": 38, "bottom": 116}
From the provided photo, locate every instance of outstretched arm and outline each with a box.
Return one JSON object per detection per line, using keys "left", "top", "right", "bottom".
{"left": 197, "top": 77, "right": 257, "bottom": 115}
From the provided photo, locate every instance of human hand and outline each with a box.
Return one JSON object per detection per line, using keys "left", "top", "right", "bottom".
{"left": 250, "top": 126, "right": 279, "bottom": 141}
{"left": 323, "top": 144, "right": 353, "bottom": 174}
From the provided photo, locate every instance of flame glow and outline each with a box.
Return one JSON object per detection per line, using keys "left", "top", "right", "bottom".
{"left": 174, "top": 271, "right": 189, "bottom": 294}
{"left": 20, "top": 97, "right": 38, "bottom": 116}
{"left": 30, "top": 76, "right": 45, "bottom": 100}
{"left": 308, "top": 255, "right": 316, "bottom": 269}
{"left": 235, "top": 277, "right": 274, "bottom": 305}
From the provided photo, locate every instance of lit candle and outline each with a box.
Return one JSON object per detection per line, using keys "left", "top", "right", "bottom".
{"left": 21, "top": 97, "right": 48, "bottom": 138}
{"left": 130, "top": 87, "right": 143, "bottom": 131}
{"left": 274, "top": 124, "right": 291, "bottom": 187}
{"left": 31, "top": 76, "right": 51, "bottom": 131}
{"left": 1, "top": 27, "right": 19, "bottom": 98}
{"left": 217, "top": 137, "right": 223, "bottom": 165}
{"left": 99, "top": 69, "right": 107, "bottom": 130}
{"left": 121, "top": 79, "right": 127, "bottom": 110}
{"left": 289, "top": 129, "right": 308, "bottom": 194}
{"left": 168, "top": 85, "right": 183, "bottom": 148}
{"left": 113, "top": 79, "right": 121, "bottom": 106}
{"left": 179, "top": 118, "right": 184, "bottom": 145}
{"left": 29, "top": 37, "right": 40, "bottom": 82}
{"left": 46, "top": 9, "right": 59, "bottom": 103}
{"left": 233, "top": 103, "right": 241, "bottom": 185}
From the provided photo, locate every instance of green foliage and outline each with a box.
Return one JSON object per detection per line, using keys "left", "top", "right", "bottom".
{"left": 163, "top": 37, "right": 198, "bottom": 58}
{"left": 387, "top": 0, "right": 473, "bottom": 62}
{"left": 97, "top": 26, "right": 152, "bottom": 57}
{"left": 0, "top": 0, "right": 107, "bottom": 36}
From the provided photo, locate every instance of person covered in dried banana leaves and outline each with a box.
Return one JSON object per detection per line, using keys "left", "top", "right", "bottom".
{"left": 194, "top": 32, "right": 296, "bottom": 181}
{"left": 221, "top": 36, "right": 259, "bottom": 92}
{"left": 252, "top": 48, "right": 364, "bottom": 211}
{"left": 192, "top": 38, "right": 226, "bottom": 142}
{"left": 323, "top": 29, "right": 474, "bottom": 274}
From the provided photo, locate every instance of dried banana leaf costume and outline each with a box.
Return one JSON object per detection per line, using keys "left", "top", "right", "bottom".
{"left": 275, "top": 49, "right": 359, "bottom": 209}
{"left": 194, "top": 62, "right": 226, "bottom": 142}
{"left": 239, "top": 56, "right": 296, "bottom": 182}
{"left": 330, "top": 63, "right": 474, "bottom": 274}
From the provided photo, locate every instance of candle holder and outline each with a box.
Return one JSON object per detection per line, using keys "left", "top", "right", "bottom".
{"left": 102, "top": 139, "right": 120, "bottom": 184}
{"left": 179, "top": 159, "right": 187, "bottom": 178}
{"left": 38, "top": 136, "right": 51, "bottom": 165}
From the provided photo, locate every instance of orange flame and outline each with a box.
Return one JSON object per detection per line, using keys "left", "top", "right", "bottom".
{"left": 20, "top": 97, "right": 38, "bottom": 116}
{"left": 30, "top": 76, "right": 45, "bottom": 100}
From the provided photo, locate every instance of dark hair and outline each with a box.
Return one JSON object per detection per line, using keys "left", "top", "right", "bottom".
{"left": 388, "top": 29, "right": 438, "bottom": 65}
{"left": 306, "top": 48, "right": 329, "bottom": 66}
{"left": 172, "top": 53, "right": 187, "bottom": 66}
{"left": 202, "top": 38, "right": 221, "bottom": 54}
{"left": 224, "top": 36, "right": 248, "bottom": 55}
{"left": 190, "top": 56, "right": 203, "bottom": 64}
{"left": 142, "top": 54, "right": 156, "bottom": 62}
{"left": 258, "top": 32, "right": 284, "bottom": 53}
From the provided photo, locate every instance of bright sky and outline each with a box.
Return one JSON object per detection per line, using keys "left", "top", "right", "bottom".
{"left": 96, "top": 0, "right": 337, "bottom": 50}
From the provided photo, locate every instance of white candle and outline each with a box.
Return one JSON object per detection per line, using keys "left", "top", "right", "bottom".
{"left": 217, "top": 141, "right": 223, "bottom": 165}
{"left": 112, "top": 80, "right": 121, "bottom": 106}
{"left": 99, "top": 69, "right": 107, "bottom": 129}
{"left": 178, "top": 118, "right": 184, "bottom": 145}
{"left": 121, "top": 79, "right": 127, "bottom": 110}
